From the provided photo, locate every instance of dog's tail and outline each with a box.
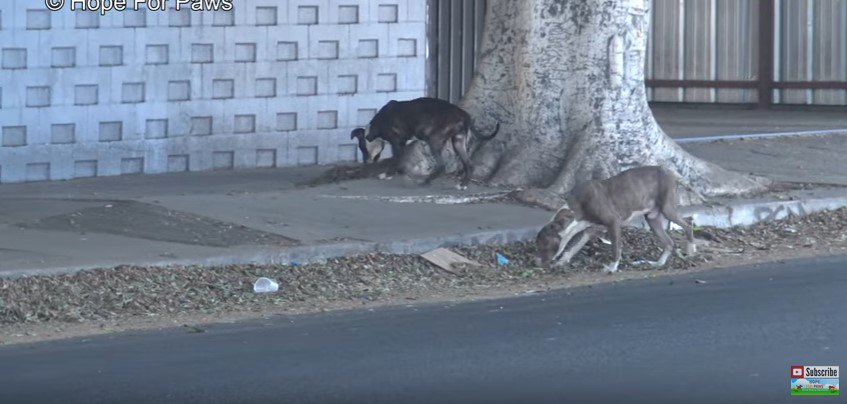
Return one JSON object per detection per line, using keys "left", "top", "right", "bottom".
{"left": 471, "top": 122, "right": 500, "bottom": 140}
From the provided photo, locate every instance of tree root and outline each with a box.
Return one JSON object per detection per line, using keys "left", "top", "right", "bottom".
{"left": 505, "top": 188, "right": 565, "bottom": 211}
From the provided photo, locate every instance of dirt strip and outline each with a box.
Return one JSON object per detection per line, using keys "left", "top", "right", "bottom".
{"left": 2, "top": 208, "right": 846, "bottom": 345}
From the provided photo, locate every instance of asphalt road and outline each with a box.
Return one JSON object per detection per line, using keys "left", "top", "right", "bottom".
{"left": 1, "top": 256, "right": 845, "bottom": 404}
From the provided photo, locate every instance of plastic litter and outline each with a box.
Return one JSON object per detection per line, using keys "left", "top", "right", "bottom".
{"left": 253, "top": 277, "right": 280, "bottom": 293}
{"left": 496, "top": 253, "right": 510, "bottom": 266}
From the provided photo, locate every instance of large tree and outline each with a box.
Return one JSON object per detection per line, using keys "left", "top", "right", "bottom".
{"left": 403, "top": 0, "right": 768, "bottom": 206}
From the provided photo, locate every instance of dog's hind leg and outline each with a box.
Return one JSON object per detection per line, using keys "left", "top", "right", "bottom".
{"left": 661, "top": 205, "right": 696, "bottom": 256}
{"left": 645, "top": 212, "right": 674, "bottom": 267}
{"left": 661, "top": 181, "right": 697, "bottom": 255}
{"left": 452, "top": 132, "right": 473, "bottom": 190}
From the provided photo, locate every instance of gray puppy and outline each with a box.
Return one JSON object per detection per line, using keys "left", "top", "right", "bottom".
{"left": 534, "top": 166, "right": 696, "bottom": 273}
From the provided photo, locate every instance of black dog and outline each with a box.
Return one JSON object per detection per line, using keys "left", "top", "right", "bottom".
{"left": 359, "top": 97, "right": 499, "bottom": 189}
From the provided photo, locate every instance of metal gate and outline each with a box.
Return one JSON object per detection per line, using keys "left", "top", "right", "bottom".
{"left": 646, "top": 0, "right": 847, "bottom": 106}
{"left": 426, "top": 0, "right": 487, "bottom": 104}
{"left": 428, "top": 0, "right": 847, "bottom": 107}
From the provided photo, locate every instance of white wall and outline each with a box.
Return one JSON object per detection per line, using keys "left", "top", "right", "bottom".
{"left": 0, "top": 1, "right": 427, "bottom": 183}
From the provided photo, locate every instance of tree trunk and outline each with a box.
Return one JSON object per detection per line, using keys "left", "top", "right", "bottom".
{"left": 416, "top": 0, "right": 768, "bottom": 204}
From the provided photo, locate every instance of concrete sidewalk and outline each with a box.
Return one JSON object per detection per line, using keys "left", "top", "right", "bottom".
{"left": 1, "top": 117, "right": 846, "bottom": 277}
{"left": 652, "top": 104, "right": 847, "bottom": 139}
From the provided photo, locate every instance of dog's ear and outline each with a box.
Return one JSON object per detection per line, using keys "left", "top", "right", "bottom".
{"left": 350, "top": 128, "right": 364, "bottom": 140}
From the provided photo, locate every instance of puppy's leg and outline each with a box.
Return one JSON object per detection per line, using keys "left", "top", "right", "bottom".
{"left": 645, "top": 212, "right": 673, "bottom": 267}
{"left": 603, "top": 222, "right": 622, "bottom": 274}
{"left": 452, "top": 132, "right": 473, "bottom": 190}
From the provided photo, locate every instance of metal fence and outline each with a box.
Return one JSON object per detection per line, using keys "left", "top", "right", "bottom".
{"left": 426, "top": 0, "right": 487, "bottom": 104}
{"left": 428, "top": 0, "right": 847, "bottom": 107}
{"left": 647, "top": 0, "right": 847, "bottom": 106}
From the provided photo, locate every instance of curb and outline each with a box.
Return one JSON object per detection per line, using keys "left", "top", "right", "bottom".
{"left": 675, "top": 128, "right": 847, "bottom": 144}
{"left": 681, "top": 195, "right": 847, "bottom": 228}
{"left": 3, "top": 194, "right": 847, "bottom": 279}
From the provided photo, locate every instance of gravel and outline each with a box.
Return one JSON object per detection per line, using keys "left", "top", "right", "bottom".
{"left": 2, "top": 208, "right": 846, "bottom": 326}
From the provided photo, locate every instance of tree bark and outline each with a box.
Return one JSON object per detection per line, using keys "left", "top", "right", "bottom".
{"left": 411, "top": 0, "right": 768, "bottom": 205}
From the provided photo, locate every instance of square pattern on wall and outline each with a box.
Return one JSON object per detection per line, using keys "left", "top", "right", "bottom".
{"left": 0, "top": 1, "right": 424, "bottom": 183}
